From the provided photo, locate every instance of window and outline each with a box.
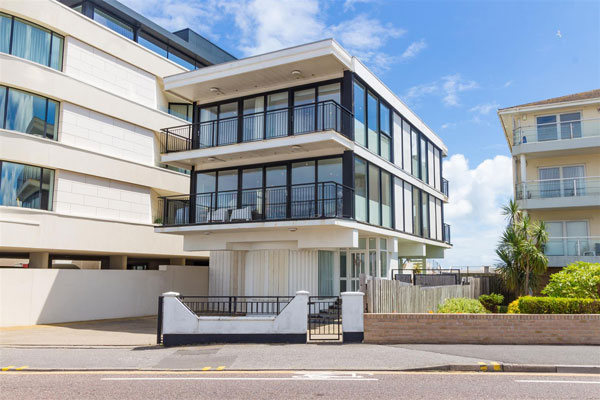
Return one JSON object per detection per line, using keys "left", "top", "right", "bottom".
{"left": 380, "top": 238, "right": 388, "bottom": 278}
{"left": 354, "top": 157, "right": 367, "bottom": 222}
{"left": 368, "top": 164, "right": 380, "bottom": 225}
{"left": 266, "top": 92, "right": 288, "bottom": 139}
{"left": 381, "top": 170, "right": 392, "bottom": 228}
{"left": 393, "top": 113, "right": 402, "bottom": 168}
{"left": 411, "top": 129, "right": 419, "bottom": 177}
{"left": 0, "top": 161, "right": 54, "bottom": 210}
{"left": 538, "top": 165, "right": 585, "bottom": 198}
{"left": 354, "top": 82, "right": 366, "bottom": 146}
{"left": 394, "top": 177, "right": 404, "bottom": 231}
{"left": 368, "top": 238, "right": 377, "bottom": 276}
{"left": 292, "top": 160, "right": 315, "bottom": 218}
{"left": 294, "top": 88, "right": 316, "bottom": 134}
{"left": 168, "top": 103, "right": 192, "bottom": 122}
{"left": 93, "top": 8, "right": 134, "bottom": 40}
{"left": 412, "top": 186, "right": 421, "bottom": 236}
{"left": 536, "top": 112, "right": 581, "bottom": 141}
{"left": 138, "top": 31, "right": 168, "bottom": 58}
{"left": 404, "top": 182, "right": 413, "bottom": 234}
{"left": 243, "top": 96, "right": 264, "bottom": 141}
{"left": 168, "top": 48, "right": 196, "bottom": 70}
{"left": 0, "top": 13, "right": 64, "bottom": 70}
{"left": 545, "top": 221, "right": 590, "bottom": 256}
{"left": 367, "top": 92, "right": 379, "bottom": 154}
{"left": 1, "top": 86, "right": 59, "bottom": 140}
{"left": 422, "top": 192, "right": 429, "bottom": 238}
{"left": 217, "top": 169, "right": 238, "bottom": 209}
{"left": 380, "top": 134, "right": 391, "bottom": 162}
{"left": 434, "top": 148, "right": 441, "bottom": 190}
{"left": 402, "top": 119, "right": 412, "bottom": 173}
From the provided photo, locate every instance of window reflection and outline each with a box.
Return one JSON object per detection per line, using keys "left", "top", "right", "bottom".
{"left": 0, "top": 161, "right": 54, "bottom": 210}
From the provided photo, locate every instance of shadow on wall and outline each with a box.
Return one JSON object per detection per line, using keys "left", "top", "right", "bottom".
{"left": 0, "top": 265, "right": 208, "bottom": 327}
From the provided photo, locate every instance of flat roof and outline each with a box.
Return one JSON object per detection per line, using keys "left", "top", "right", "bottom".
{"left": 499, "top": 89, "right": 600, "bottom": 111}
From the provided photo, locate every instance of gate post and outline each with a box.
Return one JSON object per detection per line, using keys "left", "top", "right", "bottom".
{"left": 341, "top": 292, "right": 364, "bottom": 343}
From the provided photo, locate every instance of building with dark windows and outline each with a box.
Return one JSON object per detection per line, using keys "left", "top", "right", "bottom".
{"left": 155, "top": 40, "right": 451, "bottom": 296}
{"left": 0, "top": 0, "right": 234, "bottom": 273}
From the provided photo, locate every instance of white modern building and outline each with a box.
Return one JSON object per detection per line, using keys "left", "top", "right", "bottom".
{"left": 156, "top": 40, "right": 452, "bottom": 297}
{"left": 0, "top": 0, "right": 236, "bottom": 270}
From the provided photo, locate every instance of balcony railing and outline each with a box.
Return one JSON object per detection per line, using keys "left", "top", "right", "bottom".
{"left": 516, "top": 176, "right": 600, "bottom": 200}
{"left": 512, "top": 118, "right": 600, "bottom": 145}
{"left": 156, "top": 181, "right": 354, "bottom": 226}
{"left": 159, "top": 100, "right": 354, "bottom": 153}
{"left": 545, "top": 237, "right": 600, "bottom": 257}
{"left": 441, "top": 178, "right": 449, "bottom": 197}
{"left": 442, "top": 223, "right": 451, "bottom": 244}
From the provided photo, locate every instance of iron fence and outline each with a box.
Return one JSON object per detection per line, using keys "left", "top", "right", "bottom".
{"left": 179, "top": 295, "right": 294, "bottom": 316}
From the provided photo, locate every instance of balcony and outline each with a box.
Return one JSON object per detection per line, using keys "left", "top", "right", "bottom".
{"left": 516, "top": 177, "right": 600, "bottom": 209}
{"left": 155, "top": 181, "right": 354, "bottom": 226}
{"left": 513, "top": 118, "right": 600, "bottom": 145}
{"left": 159, "top": 100, "right": 353, "bottom": 154}
{"left": 442, "top": 223, "right": 451, "bottom": 244}
{"left": 441, "top": 178, "right": 449, "bottom": 197}
{"left": 545, "top": 236, "right": 600, "bottom": 267}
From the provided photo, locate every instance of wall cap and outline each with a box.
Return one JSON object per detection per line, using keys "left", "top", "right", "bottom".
{"left": 341, "top": 292, "right": 365, "bottom": 297}
{"left": 162, "top": 292, "right": 180, "bottom": 297}
{"left": 295, "top": 290, "right": 310, "bottom": 296}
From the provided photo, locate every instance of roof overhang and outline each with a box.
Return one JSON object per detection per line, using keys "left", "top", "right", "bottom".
{"left": 498, "top": 97, "right": 600, "bottom": 116}
{"left": 163, "top": 39, "right": 353, "bottom": 104}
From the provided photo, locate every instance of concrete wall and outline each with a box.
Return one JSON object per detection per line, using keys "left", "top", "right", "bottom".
{"left": 60, "top": 103, "right": 156, "bottom": 167}
{"left": 54, "top": 170, "right": 151, "bottom": 224}
{"left": 0, "top": 265, "right": 208, "bottom": 327}
{"left": 364, "top": 313, "right": 600, "bottom": 345}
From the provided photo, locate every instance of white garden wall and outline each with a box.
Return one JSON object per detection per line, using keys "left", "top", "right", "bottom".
{"left": 0, "top": 266, "right": 208, "bottom": 327}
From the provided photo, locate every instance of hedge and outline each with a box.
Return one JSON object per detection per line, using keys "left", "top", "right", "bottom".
{"left": 517, "top": 296, "right": 600, "bottom": 314}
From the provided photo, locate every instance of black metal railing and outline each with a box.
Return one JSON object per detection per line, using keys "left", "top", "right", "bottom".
{"left": 391, "top": 268, "right": 461, "bottom": 286}
{"left": 156, "top": 181, "right": 354, "bottom": 226}
{"left": 179, "top": 295, "right": 294, "bottom": 316}
{"left": 442, "top": 223, "right": 451, "bottom": 244}
{"left": 441, "top": 178, "right": 449, "bottom": 197}
{"left": 159, "top": 100, "right": 353, "bottom": 153}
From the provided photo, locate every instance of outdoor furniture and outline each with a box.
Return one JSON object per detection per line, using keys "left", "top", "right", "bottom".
{"left": 209, "top": 208, "right": 230, "bottom": 222}
{"left": 230, "top": 207, "right": 253, "bottom": 222}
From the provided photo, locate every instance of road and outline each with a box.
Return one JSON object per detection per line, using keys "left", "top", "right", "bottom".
{"left": 1, "top": 371, "right": 599, "bottom": 399}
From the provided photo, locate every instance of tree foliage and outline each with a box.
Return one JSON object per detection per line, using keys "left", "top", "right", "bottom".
{"left": 437, "top": 298, "right": 490, "bottom": 314}
{"left": 542, "top": 262, "right": 600, "bottom": 299}
{"left": 495, "top": 200, "right": 549, "bottom": 296}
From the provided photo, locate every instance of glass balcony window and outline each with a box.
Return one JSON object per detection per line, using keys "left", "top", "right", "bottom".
{"left": 0, "top": 85, "right": 59, "bottom": 140}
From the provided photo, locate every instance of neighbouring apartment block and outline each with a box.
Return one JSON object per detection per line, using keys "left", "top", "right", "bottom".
{"left": 155, "top": 39, "right": 452, "bottom": 297}
{"left": 0, "top": 0, "right": 236, "bottom": 269}
{"left": 498, "top": 89, "right": 600, "bottom": 272}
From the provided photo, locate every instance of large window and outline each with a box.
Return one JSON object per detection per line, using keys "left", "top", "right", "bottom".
{"left": 355, "top": 157, "right": 367, "bottom": 222}
{"left": 168, "top": 103, "right": 193, "bottom": 122}
{"left": 354, "top": 82, "right": 366, "bottom": 146}
{"left": 0, "top": 86, "right": 59, "bottom": 140}
{"left": 368, "top": 164, "right": 380, "bottom": 225}
{"left": 93, "top": 8, "right": 134, "bottom": 40}
{"left": 367, "top": 92, "right": 379, "bottom": 154}
{"left": 412, "top": 186, "right": 421, "bottom": 236}
{"left": 0, "top": 13, "right": 64, "bottom": 70}
{"left": 381, "top": 170, "right": 392, "bottom": 228}
{"left": 380, "top": 104, "right": 391, "bottom": 161}
{"left": 0, "top": 161, "right": 54, "bottom": 210}
{"left": 420, "top": 136, "right": 428, "bottom": 183}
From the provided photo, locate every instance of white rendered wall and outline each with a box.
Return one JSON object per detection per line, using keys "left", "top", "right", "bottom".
{"left": 64, "top": 37, "right": 157, "bottom": 108}
{"left": 54, "top": 170, "right": 151, "bottom": 224}
{"left": 0, "top": 266, "right": 208, "bottom": 327}
{"left": 60, "top": 103, "right": 156, "bottom": 166}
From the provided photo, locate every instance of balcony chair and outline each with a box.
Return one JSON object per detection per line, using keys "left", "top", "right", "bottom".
{"left": 230, "top": 207, "right": 253, "bottom": 222}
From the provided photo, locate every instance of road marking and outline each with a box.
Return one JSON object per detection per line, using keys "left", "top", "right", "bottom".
{"left": 216, "top": 366, "right": 226, "bottom": 371}
{"left": 2, "top": 366, "right": 16, "bottom": 371}
{"left": 201, "top": 367, "right": 211, "bottom": 371}
{"left": 516, "top": 380, "right": 600, "bottom": 384}
{"left": 15, "top": 366, "right": 28, "bottom": 371}
{"left": 478, "top": 362, "right": 487, "bottom": 372}
{"left": 102, "top": 377, "right": 378, "bottom": 382}
{"left": 491, "top": 362, "right": 502, "bottom": 372}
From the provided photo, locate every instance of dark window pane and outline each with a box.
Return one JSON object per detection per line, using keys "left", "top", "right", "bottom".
{"left": 45, "top": 99, "right": 59, "bottom": 140}
{"left": 93, "top": 8, "right": 134, "bottom": 40}
{"left": 368, "top": 164, "right": 380, "bottom": 225}
{"left": 168, "top": 104, "right": 191, "bottom": 122}
{"left": 0, "top": 13, "right": 11, "bottom": 54}
{"left": 12, "top": 18, "right": 51, "bottom": 66}
{"left": 367, "top": 92, "right": 378, "bottom": 154}
{"left": 380, "top": 104, "right": 390, "bottom": 135}
{"left": 196, "top": 172, "right": 216, "bottom": 193}
{"left": 317, "top": 158, "right": 342, "bottom": 184}
{"left": 217, "top": 169, "right": 238, "bottom": 192}
{"left": 6, "top": 88, "right": 47, "bottom": 137}
{"left": 50, "top": 33, "right": 63, "bottom": 70}
{"left": 354, "top": 157, "right": 367, "bottom": 222}
{"left": 168, "top": 48, "right": 195, "bottom": 70}
{"left": 138, "top": 31, "right": 168, "bottom": 58}
{"left": 354, "top": 82, "right": 366, "bottom": 146}
{"left": 0, "top": 86, "right": 6, "bottom": 129}
{"left": 242, "top": 168, "right": 262, "bottom": 189}
{"left": 41, "top": 168, "right": 54, "bottom": 210}
{"left": 536, "top": 115, "right": 557, "bottom": 141}
{"left": 0, "top": 161, "right": 46, "bottom": 209}
{"left": 420, "top": 137, "right": 428, "bottom": 183}
{"left": 411, "top": 129, "right": 419, "bottom": 177}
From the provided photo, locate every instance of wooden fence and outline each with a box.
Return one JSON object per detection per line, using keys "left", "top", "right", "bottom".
{"left": 365, "top": 277, "right": 487, "bottom": 313}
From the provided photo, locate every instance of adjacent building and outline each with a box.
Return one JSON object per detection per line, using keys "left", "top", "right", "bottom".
{"left": 156, "top": 40, "right": 452, "bottom": 297}
{"left": 0, "top": 0, "right": 235, "bottom": 269}
{"left": 498, "top": 89, "right": 600, "bottom": 272}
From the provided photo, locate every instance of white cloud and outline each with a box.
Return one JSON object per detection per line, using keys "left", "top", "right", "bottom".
{"left": 343, "top": 0, "right": 375, "bottom": 12}
{"left": 469, "top": 102, "right": 500, "bottom": 115}
{"left": 503, "top": 80, "right": 513, "bottom": 88}
{"left": 441, "top": 122, "right": 456, "bottom": 129}
{"left": 400, "top": 39, "right": 427, "bottom": 60}
{"left": 439, "top": 154, "right": 513, "bottom": 268}
{"left": 403, "top": 74, "right": 478, "bottom": 107}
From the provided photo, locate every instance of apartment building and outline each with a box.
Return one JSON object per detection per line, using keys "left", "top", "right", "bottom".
{"left": 155, "top": 40, "right": 452, "bottom": 297}
{"left": 498, "top": 89, "right": 600, "bottom": 272}
{"left": 0, "top": 0, "right": 235, "bottom": 269}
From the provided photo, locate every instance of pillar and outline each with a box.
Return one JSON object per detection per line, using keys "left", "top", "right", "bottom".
{"left": 519, "top": 154, "right": 527, "bottom": 184}
{"left": 29, "top": 252, "right": 49, "bottom": 269}
{"left": 109, "top": 255, "right": 127, "bottom": 270}
{"left": 341, "top": 291, "right": 364, "bottom": 343}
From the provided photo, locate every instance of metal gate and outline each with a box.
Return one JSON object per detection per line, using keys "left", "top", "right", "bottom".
{"left": 307, "top": 296, "right": 342, "bottom": 342}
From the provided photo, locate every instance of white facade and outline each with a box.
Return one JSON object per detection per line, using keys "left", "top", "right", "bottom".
{"left": 0, "top": 0, "right": 235, "bottom": 270}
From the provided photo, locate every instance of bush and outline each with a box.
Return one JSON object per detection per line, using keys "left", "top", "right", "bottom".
{"left": 517, "top": 296, "right": 600, "bottom": 314}
{"left": 507, "top": 299, "right": 520, "bottom": 314}
{"left": 437, "top": 298, "right": 490, "bottom": 314}
{"left": 479, "top": 293, "right": 505, "bottom": 312}
{"left": 542, "top": 262, "right": 600, "bottom": 299}
{"left": 497, "top": 305, "right": 508, "bottom": 313}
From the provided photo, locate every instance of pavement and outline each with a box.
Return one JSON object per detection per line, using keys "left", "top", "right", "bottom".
{"left": 2, "top": 371, "right": 600, "bottom": 399}
{"left": 1, "top": 317, "right": 599, "bottom": 373}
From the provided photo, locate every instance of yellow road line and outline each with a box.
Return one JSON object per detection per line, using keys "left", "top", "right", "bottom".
{"left": 15, "top": 366, "right": 29, "bottom": 371}
{"left": 216, "top": 366, "right": 226, "bottom": 371}
{"left": 201, "top": 367, "right": 211, "bottom": 371}
{"left": 2, "top": 366, "right": 16, "bottom": 371}
{"left": 478, "top": 362, "right": 488, "bottom": 372}
{"left": 491, "top": 362, "right": 502, "bottom": 372}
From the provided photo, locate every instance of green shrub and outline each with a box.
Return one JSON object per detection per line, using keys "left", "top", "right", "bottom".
{"left": 479, "top": 293, "right": 505, "bottom": 312}
{"left": 517, "top": 296, "right": 600, "bottom": 314}
{"left": 507, "top": 299, "right": 520, "bottom": 314}
{"left": 437, "top": 298, "right": 490, "bottom": 314}
{"left": 497, "top": 305, "right": 508, "bottom": 313}
{"left": 542, "top": 262, "right": 600, "bottom": 299}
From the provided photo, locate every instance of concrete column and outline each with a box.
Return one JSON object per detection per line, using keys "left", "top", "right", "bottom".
{"left": 341, "top": 291, "right": 364, "bottom": 343}
{"left": 519, "top": 154, "right": 527, "bottom": 184}
{"left": 29, "top": 252, "right": 49, "bottom": 269}
{"left": 109, "top": 255, "right": 127, "bottom": 270}
{"left": 169, "top": 258, "right": 186, "bottom": 266}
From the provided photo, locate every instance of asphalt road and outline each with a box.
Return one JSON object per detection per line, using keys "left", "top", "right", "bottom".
{"left": 1, "top": 371, "right": 599, "bottom": 399}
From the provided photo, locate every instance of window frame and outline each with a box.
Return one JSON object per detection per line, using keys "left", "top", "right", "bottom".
{"left": 0, "top": 160, "right": 55, "bottom": 211}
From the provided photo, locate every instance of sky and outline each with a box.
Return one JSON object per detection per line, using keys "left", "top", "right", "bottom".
{"left": 121, "top": 0, "right": 600, "bottom": 267}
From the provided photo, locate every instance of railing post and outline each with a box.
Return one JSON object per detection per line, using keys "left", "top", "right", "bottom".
{"left": 156, "top": 295, "right": 163, "bottom": 345}
{"left": 164, "top": 129, "right": 169, "bottom": 153}
{"left": 276, "top": 296, "right": 280, "bottom": 315}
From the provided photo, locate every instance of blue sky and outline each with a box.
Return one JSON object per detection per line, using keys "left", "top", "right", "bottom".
{"left": 122, "top": 0, "right": 600, "bottom": 267}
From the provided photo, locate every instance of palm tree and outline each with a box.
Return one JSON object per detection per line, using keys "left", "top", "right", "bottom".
{"left": 496, "top": 201, "right": 549, "bottom": 296}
